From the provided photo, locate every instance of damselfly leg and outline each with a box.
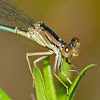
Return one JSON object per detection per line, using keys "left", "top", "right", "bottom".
{"left": 66, "top": 58, "right": 81, "bottom": 70}
{"left": 26, "top": 51, "right": 73, "bottom": 95}
{"left": 26, "top": 51, "right": 54, "bottom": 87}
{"left": 52, "top": 52, "right": 72, "bottom": 95}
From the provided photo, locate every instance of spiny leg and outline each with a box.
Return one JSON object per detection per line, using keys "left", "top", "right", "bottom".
{"left": 58, "top": 55, "right": 72, "bottom": 85}
{"left": 53, "top": 52, "right": 58, "bottom": 73}
{"left": 26, "top": 55, "right": 34, "bottom": 85}
{"left": 53, "top": 72, "right": 69, "bottom": 95}
{"left": 26, "top": 51, "right": 54, "bottom": 87}
{"left": 59, "top": 70, "right": 72, "bottom": 85}
{"left": 63, "top": 58, "right": 81, "bottom": 75}
{"left": 33, "top": 56, "right": 48, "bottom": 87}
{"left": 60, "top": 69, "right": 80, "bottom": 75}
{"left": 57, "top": 57, "right": 81, "bottom": 91}
{"left": 53, "top": 53, "right": 69, "bottom": 95}
{"left": 66, "top": 58, "right": 80, "bottom": 71}
{"left": 33, "top": 56, "right": 47, "bottom": 67}
{"left": 71, "top": 64, "right": 81, "bottom": 71}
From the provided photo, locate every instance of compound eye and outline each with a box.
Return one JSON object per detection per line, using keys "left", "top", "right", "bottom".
{"left": 71, "top": 37, "right": 80, "bottom": 48}
{"left": 69, "top": 37, "right": 80, "bottom": 57}
{"left": 74, "top": 37, "right": 80, "bottom": 47}
{"left": 62, "top": 46, "right": 73, "bottom": 58}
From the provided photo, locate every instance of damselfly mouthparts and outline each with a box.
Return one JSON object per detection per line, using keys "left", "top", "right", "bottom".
{"left": 0, "top": 0, "right": 80, "bottom": 94}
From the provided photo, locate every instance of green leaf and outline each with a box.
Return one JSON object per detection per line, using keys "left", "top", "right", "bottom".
{"left": 33, "top": 57, "right": 57, "bottom": 100}
{"left": 65, "top": 64, "right": 95, "bottom": 100}
{"left": 33, "top": 66, "right": 48, "bottom": 100}
{"left": 0, "top": 88, "right": 12, "bottom": 100}
{"left": 43, "top": 57, "right": 57, "bottom": 100}
{"left": 57, "top": 58, "right": 72, "bottom": 100}
{"left": 33, "top": 58, "right": 94, "bottom": 100}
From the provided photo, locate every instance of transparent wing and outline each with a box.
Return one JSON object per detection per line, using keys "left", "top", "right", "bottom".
{"left": 0, "top": 0, "right": 37, "bottom": 29}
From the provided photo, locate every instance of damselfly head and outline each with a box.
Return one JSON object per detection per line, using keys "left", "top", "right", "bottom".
{"left": 69, "top": 37, "right": 80, "bottom": 57}
{"left": 62, "top": 46, "right": 73, "bottom": 58}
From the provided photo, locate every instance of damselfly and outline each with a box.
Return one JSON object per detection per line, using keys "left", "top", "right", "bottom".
{"left": 0, "top": 0, "right": 80, "bottom": 94}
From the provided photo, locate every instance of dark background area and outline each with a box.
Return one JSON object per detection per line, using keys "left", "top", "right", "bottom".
{"left": 0, "top": 0, "right": 100, "bottom": 100}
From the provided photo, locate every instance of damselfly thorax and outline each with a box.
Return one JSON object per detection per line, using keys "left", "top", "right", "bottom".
{"left": 27, "top": 21, "right": 80, "bottom": 59}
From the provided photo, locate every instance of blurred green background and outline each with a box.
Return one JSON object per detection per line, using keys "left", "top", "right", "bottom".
{"left": 0, "top": 0, "right": 99, "bottom": 100}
